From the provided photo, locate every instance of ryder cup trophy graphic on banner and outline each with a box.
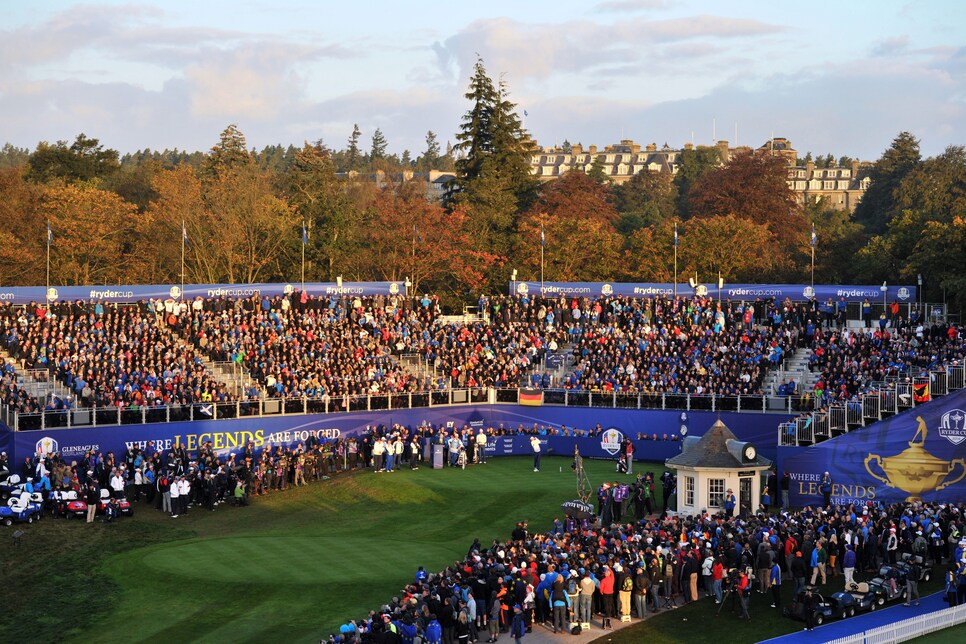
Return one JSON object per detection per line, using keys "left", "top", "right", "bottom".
{"left": 864, "top": 416, "right": 966, "bottom": 502}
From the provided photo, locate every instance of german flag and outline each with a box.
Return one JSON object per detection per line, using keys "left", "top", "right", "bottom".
{"left": 519, "top": 389, "right": 544, "bottom": 406}
{"left": 913, "top": 382, "right": 930, "bottom": 403}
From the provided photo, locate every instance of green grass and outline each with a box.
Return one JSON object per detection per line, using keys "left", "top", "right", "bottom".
{"left": 588, "top": 568, "right": 952, "bottom": 644}
{"left": 0, "top": 457, "right": 656, "bottom": 644}
{"left": 3, "top": 456, "right": 960, "bottom": 644}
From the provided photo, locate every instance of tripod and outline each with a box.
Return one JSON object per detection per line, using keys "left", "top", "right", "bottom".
{"left": 716, "top": 585, "right": 741, "bottom": 617}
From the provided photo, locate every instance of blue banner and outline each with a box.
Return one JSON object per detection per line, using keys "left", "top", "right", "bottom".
{"left": 0, "top": 405, "right": 788, "bottom": 467}
{"left": 0, "top": 281, "right": 405, "bottom": 305}
{"left": 509, "top": 282, "right": 917, "bottom": 303}
{"left": 778, "top": 388, "right": 966, "bottom": 506}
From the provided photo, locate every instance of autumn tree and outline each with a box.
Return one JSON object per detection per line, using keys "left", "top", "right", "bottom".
{"left": 515, "top": 170, "right": 622, "bottom": 281}
{"left": 674, "top": 145, "right": 721, "bottom": 217}
{"left": 354, "top": 187, "right": 496, "bottom": 299}
{"left": 677, "top": 215, "right": 777, "bottom": 282}
{"left": 42, "top": 183, "right": 138, "bottom": 284}
{"left": 0, "top": 167, "right": 44, "bottom": 284}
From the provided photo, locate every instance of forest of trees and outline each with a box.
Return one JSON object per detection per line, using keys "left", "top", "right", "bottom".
{"left": 0, "top": 59, "right": 963, "bottom": 313}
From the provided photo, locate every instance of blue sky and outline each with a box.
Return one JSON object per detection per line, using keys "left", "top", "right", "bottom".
{"left": 2, "top": 1, "right": 964, "bottom": 160}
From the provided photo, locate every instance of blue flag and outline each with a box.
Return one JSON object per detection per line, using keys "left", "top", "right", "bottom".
{"left": 673, "top": 223, "right": 678, "bottom": 248}
{"left": 182, "top": 221, "right": 189, "bottom": 248}
{"left": 811, "top": 223, "right": 816, "bottom": 248}
{"left": 540, "top": 224, "right": 545, "bottom": 248}
{"left": 47, "top": 221, "right": 53, "bottom": 245}
{"left": 302, "top": 221, "right": 308, "bottom": 245}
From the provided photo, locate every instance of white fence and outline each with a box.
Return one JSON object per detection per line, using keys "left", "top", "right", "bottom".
{"left": 824, "top": 601, "right": 966, "bottom": 644}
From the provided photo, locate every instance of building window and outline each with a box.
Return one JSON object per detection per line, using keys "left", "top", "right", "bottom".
{"left": 708, "top": 478, "right": 725, "bottom": 507}
{"left": 685, "top": 476, "right": 695, "bottom": 506}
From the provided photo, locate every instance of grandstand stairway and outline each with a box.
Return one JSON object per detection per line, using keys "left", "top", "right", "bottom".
{"left": 202, "top": 357, "right": 252, "bottom": 398}
{"left": 763, "top": 348, "right": 817, "bottom": 397}
{"left": 539, "top": 341, "right": 575, "bottom": 388}
{"left": 1, "top": 352, "right": 73, "bottom": 405}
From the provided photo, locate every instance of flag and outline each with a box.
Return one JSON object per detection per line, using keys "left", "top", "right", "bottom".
{"left": 524, "top": 109, "right": 528, "bottom": 117}
{"left": 811, "top": 223, "right": 816, "bottom": 248}
{"left": 302, "top": 221, "right": 308, "bottom": 245}
{"left": 519, "top": 389, "right": 543, "bottom": 406}
{"left": 47, "top": 221, "right": 52, "bottom": 245}
{"left": 182, "top": 221, "right": 189, "bottom": 247}
{"left": 673, "top": 223, "right": 678, "bottom": 248}
{"left": 540, "top": 224, "right": 545, "bottom": 248}
{"left": 913, "top": 382, "right": 930, "bottom": 403}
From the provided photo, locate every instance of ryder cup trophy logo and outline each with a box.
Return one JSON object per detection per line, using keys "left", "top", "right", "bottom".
{"left": 601, "top": 428, "right": 624, "bottom": 455}
{"left": 389, "top": 282, "right": 400, "bottom": 295}
{"left": 695, "top": 285, "right": 708, "bottom": 297}
{"left": 169, "top": 286, "right": 182, "bottom": 299}
{"left": 601, "top": 284, "right": 613, "bottom": 296}
{"left": 46, "top": 287, "right": 59, "bottom": 301}
{"left": 803, "top": 286, "right": 815, "bottom": 299}
{"left": 864, "top": 415, "right": 966, "bottom": 502}
{"left": 897, "top": 287, "right": 911, "bottom": 301}
{"left": 516, "top": 282, "right": 529, "bottom": 296}
{"left": 940, "top": 409, "right": 966, "bottom": 445}
{"left": 36, "top": 436, "right": 59, "bottom": 457}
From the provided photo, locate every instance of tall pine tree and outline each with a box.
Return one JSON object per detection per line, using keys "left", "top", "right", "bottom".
{"left": 453, "top": 58, "right": 535, "bottom": 279}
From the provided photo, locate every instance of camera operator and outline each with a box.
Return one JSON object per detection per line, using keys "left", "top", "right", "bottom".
{"left": 736, "top": 569, "right": 751, "bottom": 620}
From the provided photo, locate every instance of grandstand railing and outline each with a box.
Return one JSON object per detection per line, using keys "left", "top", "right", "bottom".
{"left": 6, "top": 386, "right": 799, "bottom": 432}
{"left": 778, "top": 363, "right": 965, "bottom": 447}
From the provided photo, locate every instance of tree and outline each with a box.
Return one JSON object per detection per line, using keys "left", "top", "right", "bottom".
{"left": 285, "top": 141, "right": 362, "bottom": 280}
{"left": 677, "top": 215, "right": 777, "bottom": 282}
{"left": 453, "top": 58, "right": 536, "bottom": 283}
{"left": 27, "top": 133, "right": 120, "bottom": 184}
{"left": 417, "top": 130, "right": 441, "bottom": 171}
{"left": 804, "top": 200, "right": 867, "bottom": 284}
{"left": 202, "top": 124, "right": 252, "bottom": 178}
{"left": 353, "top": 188, "right": 497, "bottom": 298}
{"left": 853, "top": 131, "right": 921, "bottom": 234}
{"left": 688, "top": 150, "right": 803, "bottom": 249}
{"left": 0, "top": 166, "right": 44, "bottom": 284}
{"left": 674, "top": 145, "right": 722, "bottom": 218}
{"left": 345, "top": 124, "right": 363, "bottom": 172}
{"left": 514, "top": 171, "right": 623, "bottom": 281}
{"left": 370, "top": 128, "right": 388, "bottom": 161}
{"left": 0, "top": 143, "right": 30, "bottom": 169}
{"left": 41, "top": 183, "right": 138, "bottom": 284}
{"left": 613, "top": 170, "right": 677, "bottom": 234}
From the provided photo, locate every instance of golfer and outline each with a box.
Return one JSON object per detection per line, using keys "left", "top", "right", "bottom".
{"left": 531, "top": 436, "right": 541, "bottom": 472}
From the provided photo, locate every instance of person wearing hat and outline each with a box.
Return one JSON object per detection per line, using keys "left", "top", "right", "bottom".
{"left": 510, "top": 605, "right": 526, "bottom": 644}
{"left": 724, "top": 489, "right": 736, "bottom": 517}
{"left": 820, "top": 472, "right": 833, "bottom": 509}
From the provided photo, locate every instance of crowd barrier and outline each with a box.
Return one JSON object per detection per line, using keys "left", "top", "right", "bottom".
{"left": 825, "top": 600, "right": 966, "bottom": 644}
{"left": 1, "top": 387, "right": 802, "bottom": 433}
{"left": 778, "top": 363, "right": 965, "bottom": 447}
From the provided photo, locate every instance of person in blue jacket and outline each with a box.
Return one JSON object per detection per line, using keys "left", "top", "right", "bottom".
{"left": 820, "top": 472, "right": 833, "bottom": 508}
{"left": 425, "top": 614, "right": 442, "bottom": 644}
{"left": 511, "top": 605, "right": 526, "bottom": 644}
{"left": 724, "top": 489, "right": 736, "bottom": 516}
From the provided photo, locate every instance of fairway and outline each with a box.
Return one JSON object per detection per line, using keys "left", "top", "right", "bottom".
{"left": 1, "top": 455, "right": 662, "bottom": 644}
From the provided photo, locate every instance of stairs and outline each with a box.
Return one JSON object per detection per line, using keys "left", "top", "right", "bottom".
{"left": 2, "top": 352, "right": 73, "bottom": 405}
{"left": 763, "top": 348, "right": 817, "bottom": 396}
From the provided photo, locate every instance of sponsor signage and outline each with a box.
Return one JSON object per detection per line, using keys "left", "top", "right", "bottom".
{"left": 778, "top": 388, "right": 966, "bottom": 506}
{"left": 1, "top": 406, "right": 788, "bottom": 468}
{"left": 0, "top": 282, "right": 405, "bottom": 305}
{"left": 509, "top": 282, "right": 917, "bottom": 303}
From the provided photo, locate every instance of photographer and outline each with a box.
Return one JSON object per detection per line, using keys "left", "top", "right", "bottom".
{"left": 736, "top": 570, "right": 751, "bottom": 620}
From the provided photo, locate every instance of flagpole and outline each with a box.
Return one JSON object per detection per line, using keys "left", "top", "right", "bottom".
{"left": 181, "top": 220, "right": 186, "bottom": 302}
{"left": 540, "top": 224, "right": 545, "bottom": 292}
{"left": 810, "top": 223, "right": 816, "bottom": 291}
{"left": 46, "top": 221, "right": 51, "bottom": 313}
{"left": 301, "top": 220, "right": 306, "bottom": 294}
{"left": 673, "top": 223, "right": 678, "bottom": 299}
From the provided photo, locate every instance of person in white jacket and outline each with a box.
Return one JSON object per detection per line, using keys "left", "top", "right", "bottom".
{"left": 169, "top": 475, "right": 180, "bottom": 517}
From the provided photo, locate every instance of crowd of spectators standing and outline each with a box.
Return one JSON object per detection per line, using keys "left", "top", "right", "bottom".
{"left": 0, "top": 294, "right": 962, "bottom": 422}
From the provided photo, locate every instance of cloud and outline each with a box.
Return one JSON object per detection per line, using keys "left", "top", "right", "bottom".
{"left": 593, "top": 0, "right": 674, "bottom": 12}
{"left": 432, "top": 14, "right": 781, "bottom": 85}
{"left": 872, "top": 35, "right": 910, "bottom": 57}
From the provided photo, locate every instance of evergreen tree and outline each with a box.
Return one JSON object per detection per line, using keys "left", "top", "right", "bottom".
{"left": 370, "top": 128, "right": 388, "bottom": 161}
{"left": 345, "top": 124, "right": 363, "bottom": 172}
{"left": 203, "top": 124, "right": 252, "bottom": 178}
{"left": 418, "top": 130, "right": 441, "bottom": 171}
{"left": 853, "top": 131, "right": 921, "bottom": 234}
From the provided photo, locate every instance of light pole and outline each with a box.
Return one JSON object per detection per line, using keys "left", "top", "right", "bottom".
{"left": 511, "top": 269, "right": 518, "bottom": 297}
{"left": 917, "top": 274, "right": 923, "bottom": 319}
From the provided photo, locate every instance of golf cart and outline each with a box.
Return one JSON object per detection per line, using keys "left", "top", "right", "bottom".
{"left": 846, "top": 582, "right": 880, "bottom": 612}
{"left": 784, "top": 588, "right": 854, "bottom": 625}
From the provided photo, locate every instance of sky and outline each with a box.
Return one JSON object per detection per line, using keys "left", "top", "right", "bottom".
{"left": 1, "top": 0, "right": 964, "bottom": 160}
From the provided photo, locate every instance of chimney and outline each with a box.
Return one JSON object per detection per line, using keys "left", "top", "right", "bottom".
{"left": 717, "top": 140, "right": 730, "bottom": 160}
{"left": 646, "top": 143, "right": 657, "bottom": 152}
{"left": 571, "top": 143, "right": 582, "bottom": 155}
{"left": 851, "top": 159, "right": 860, "bottom": 176}
{"left": 684, "top": 142, "right": 694, "bottom": 151}
{"left": 589, "top": 145, "right": 597, "bottom": 154}
{"left": 806, "top": 160, "right": 815, "bottom": 177}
